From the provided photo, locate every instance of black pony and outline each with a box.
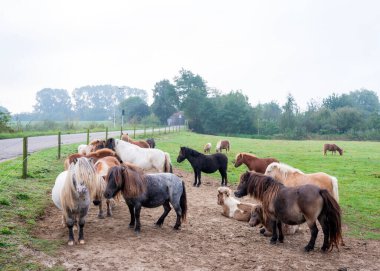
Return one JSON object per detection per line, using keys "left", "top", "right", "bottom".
{"left": 177, "top": 146, "right": 228, "bottom": 187}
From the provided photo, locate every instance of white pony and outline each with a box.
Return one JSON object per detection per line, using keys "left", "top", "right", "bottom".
{"left": 265, "top": 162, "right": 339, "bottom": 202}
{"left": 105, "top": 138, "right": 172, "bottom": 172}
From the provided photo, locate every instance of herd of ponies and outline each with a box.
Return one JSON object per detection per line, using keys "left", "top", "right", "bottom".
{"left": 52, "top": 136, "right": 344, "bottom": 253}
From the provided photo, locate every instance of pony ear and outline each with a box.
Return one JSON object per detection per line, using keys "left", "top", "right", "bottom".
{"left": 225, "top": 189, "right": 230, "bottom": 196}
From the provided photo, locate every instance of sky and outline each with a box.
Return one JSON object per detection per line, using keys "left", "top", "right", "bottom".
{"left": 0, "top": 0, "right": 379, "bottom": 114}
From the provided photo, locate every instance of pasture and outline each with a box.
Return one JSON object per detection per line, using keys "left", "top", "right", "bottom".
{"left": 0, "top": 131, "right": 379, "bottom": 270}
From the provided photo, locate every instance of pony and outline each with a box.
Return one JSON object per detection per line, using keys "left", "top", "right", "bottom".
{"left": 249, "top": 204, "right": 299, "bottom": 236}
{"left": 105, "top": 138, "right": 172, "bottom": 173}
{"left": 93, "top": 156, "right": 122, "bottom": 217}
{"left": 64, "top": 148, "right": 121, "bottom": 170}
{"left": 234, "top": 153, "right": 279, "bottom": 173}
{"left": 216, "top": 140, "right": 230, "bottom": 153}
{"left": 265, "top": 162, "right": 339, "bottom": 202}
{"left": 121, "top": 133, "right": 150, "bottom": 148}
{"left": 217, "top": 187, "right": 257, "bottom": 222}
{"left": 203, "top": 143, "right": 212, "bottom": 153}
{"left": 146, "top": 138, "right": 156, "bottom": 148}
{"left": 324, "top": 143, "right": 343, "bottom": 156}
{"left": 177, "top": 146, "right": 228, "bottom": 187}
{"left": 234, "top": 171, "right": 342, "bottom": 252}
{"left": 104, "top": 165, "right": 187, "bottom": 233}
{"left": 52, "top": 157, "right": 105, "bottom": 245}
{"left": 77, "top": 139, "right": 106, "bottom": 155}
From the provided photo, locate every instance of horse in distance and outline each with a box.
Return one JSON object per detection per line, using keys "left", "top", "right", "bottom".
{"left": 216, "top": 140, "right": 230, "bottom": 153}
{"left": 324, "top": 143, "right": 343, "bottom": 156}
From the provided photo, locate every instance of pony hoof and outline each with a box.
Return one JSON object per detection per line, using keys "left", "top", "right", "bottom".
{"left": 107, "top": 212, "right": 112, "bottom": 217}
{"left": 68, "top": 240, "right": 74, "bottom": 246}
{"left": 79, "top": 240, "right": 85, "bottom": 245}
{"left": 321, "top": 246, "right": 328, "bottom": 252}
{"left": 260, "top": 228, "right": 266, "bottom": 235}
{"left": 134, "top": 230, "right": 141, "bottom": 235}
{"left": 155, "top": 223, "right": 163, "bottom": 228}
{"left": 98, "top": 214, "right": 105, "bottom": 219}
{"left": 173, "top": 225, "right": 180, "bottom": 230}
{"left": 304, "top": 246, "right": 314, "bottom": 252}
{"left": 193, "top": 183, "right": 197, "bottom": 187}
{"left": 270, "top": 239, "right": 277, "bottom": 245}
{"left": 196, "top": 184, "right": 201, "bottom": 187}
{"left": 128, "top": 224, "right": 135, "bottom": 229}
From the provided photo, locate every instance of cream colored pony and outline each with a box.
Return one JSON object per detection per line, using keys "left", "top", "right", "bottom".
{"left": 265, "top": 162, "right": 339, "bottom": 202}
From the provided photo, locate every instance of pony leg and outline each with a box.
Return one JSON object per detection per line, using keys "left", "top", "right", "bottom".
{"left": 219, "top": 170, "right": 227, "bottom": 186}
{"left": 97, "top": 201, "right": 105, "bottom": 219}
{"left": 318, "top": 214, "right": 329, "bottom": 252}
{"left": 270, "top": 220, "right": 278, "bottom": 244}
{"left": 134, "top": 204, "right": 142, "bottom": 234}
{"left": 193, "top": 170, "right": 198, "bottom": 186}
{"left": 197, "top": 171, "right": 202, "bottom": 187}
{"left": 127, "top": 203, "right": 135, "bottom": 228}
{"left": 66, "top": 216, "right": 75, "bottom": 246}
{"left": 155, "top": 201, "right": 171, "bottom": 227}
{"left": 106, "top": 199, "right": 113, "bottom": 217}
{"left": 78, "top": 217, "right": 86, "bottom": 245}
{"left": 277, "top": 221, "right": 284, "bottom": 243}
{"left": 172, "top": 202, "right": 183, "bottom": 230}
{"left": 305, "top": 222, "right": 319, "bottom": 252}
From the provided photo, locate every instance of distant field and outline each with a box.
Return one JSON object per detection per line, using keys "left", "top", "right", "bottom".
{"left": 0, "top": 131, "right": 379, "bottom": 269}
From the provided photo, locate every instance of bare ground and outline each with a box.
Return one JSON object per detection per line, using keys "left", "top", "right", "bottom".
{"left": 34, "top": 169, "right": 380, "bottom": 271}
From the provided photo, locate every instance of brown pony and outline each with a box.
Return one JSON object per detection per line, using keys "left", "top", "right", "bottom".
{"left": 234, "top": 153, "right": 279, "bottom": 173}
{"left": 324, "top": 143, "right": 343, "bottom": 156}
{"left": 64, "top": 148, "right": 121, "bottom": 170}
{"left": 265, "top": 162, "right": 339, "bottom": 202}
{"left": 235, "top": 171, "right": 342, "bottom": 252}
{"left": 216, "top": 140, "right": 230, "bottom": 153}
{"left": 121, "top": 133, "right": 150, "bottom": 148}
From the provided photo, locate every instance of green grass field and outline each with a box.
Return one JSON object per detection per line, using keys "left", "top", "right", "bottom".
{"left": 0, "top": 131, "right": 379, "bottom": 270}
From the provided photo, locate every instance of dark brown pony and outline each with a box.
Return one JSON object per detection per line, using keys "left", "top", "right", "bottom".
{"left": 121, "top": 133, "right": 150, "bottom": 148}
{"left": 324, "top": 144, "right": 343, "bottom": 156}
{"left": 216, "top": 140, "right": 230, "bottom": 153}
{"left": 235, "top": 171, "right": 342, "bottom": 252}
{"left": 234, "top": 153, "right": 279, "bottom": 173}
{"left": 64, "top": 148, "right": 121, "bottom": 170}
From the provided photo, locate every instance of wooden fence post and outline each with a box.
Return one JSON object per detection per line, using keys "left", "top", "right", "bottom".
{"left": 164, "top": 126, "right": 166, "bottom": 134}
{"left": 58, "top": 132, "right": 61, "bottom": 159}
{"left": 121, "top": 126, "right": 123, "bottom": 138}
{"left": 133, "top": 125, "right": 136, "bottom": 138}
{"left": 152, "top": 126, "right": 154, "bottom": 137}
{"left": 22, "top": 137, "right": 28, "bottom": 179}
{"left": 87, "top": 129, "right": 90, "bottom": 144}
{"left": 144, "top": 126, "right": 146, "bottom": 137}
{"left": 106, "top": 127, "right": 108, "bottom": 141}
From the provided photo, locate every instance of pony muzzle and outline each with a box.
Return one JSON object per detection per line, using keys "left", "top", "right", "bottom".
{"left": 93, "top": 199, "right": 101, "bottom": 206}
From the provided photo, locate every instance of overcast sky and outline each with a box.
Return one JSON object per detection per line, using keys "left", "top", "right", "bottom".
{"left": 1, "top": 0, "right": 379, "bottom": 114}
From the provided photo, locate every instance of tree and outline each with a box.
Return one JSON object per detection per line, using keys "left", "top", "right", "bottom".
{"left": 119, "top": 96, "right": 150, "bottom": 122}
{"left": 33, "top": 88, "right": 72, "bottom": 120}
{"left": 174, "top": 69, "right": 207, "bottom": 106}
{"left": 0, "top": 106, "right": 11, "bottom": 132}
{"left": 331, "top": 107, "right": 363, "bottom": 133}
{"left": 182, "top": 88, "right": 208, "bottom": 132}
{"left": 280, "top": 94, "right": 298, "bottom": 132}
{"left": 151, "top": 80, "right": 179, "bottom": 124}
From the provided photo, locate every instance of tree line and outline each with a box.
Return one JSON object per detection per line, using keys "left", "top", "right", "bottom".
{"left": 3, "top": 68, "right": 380, "bottom": 140}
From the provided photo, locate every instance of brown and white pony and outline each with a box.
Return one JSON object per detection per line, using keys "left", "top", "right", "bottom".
{"left": 324, "top": 143, "right": 343, "bottom": 156}
{"left": 77, "top": 139, "right": 106, "bottom": 155}
{"left": 234, "top": 153, "right": 279, "bottom": 174}
{"left": 217, "top": 187, "right": 257, "bottom": 222}
{"left": 265, "top": 162, "right": 339, "bottom": 202}
{"left": 216, "top": 140, "right": 230, "bottom": 153}
{"left": 64, "top": 148, "right": 121, "bottom": 170}
{"left": 121, "top": 133, "right": 150, "bottom": 148}
{"left": 203, "top": 143, "right": 211, "bottom": 153}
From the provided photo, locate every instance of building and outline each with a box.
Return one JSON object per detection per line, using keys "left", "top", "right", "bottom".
{"left": 167, "top": 111, "right": 185, "bottom": 126}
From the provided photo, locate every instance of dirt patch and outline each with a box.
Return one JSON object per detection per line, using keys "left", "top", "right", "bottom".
{"left": 34, "top": 169, "right": 380, "bottom": 270}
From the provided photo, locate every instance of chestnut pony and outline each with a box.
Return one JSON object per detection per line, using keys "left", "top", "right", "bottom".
{"left": 324, "top": 144, "right": 343, "bottom": 156}
{"left": 235, "top": 171, "right": 342, "bottom": 252}
{"left": 234, "top": 153, "right": 279, "bottom": 173}
{"left": 121, "top": 133, "right": 150, "bottom": 148}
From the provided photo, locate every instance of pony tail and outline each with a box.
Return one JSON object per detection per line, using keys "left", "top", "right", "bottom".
{"left": 320, "top": 189, "right": 342, "bottom": 251}
{"left": 331, "top": 176, "right": 339, "bottom": 203}
{"left": 180, "top": 181, "right": 187, "bottom": 222}
{"left": 164, "top": 152, "right": 172, "bottom": 173}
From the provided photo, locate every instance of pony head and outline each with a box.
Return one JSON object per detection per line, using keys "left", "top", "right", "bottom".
{"left": 234, "top": 171, "right": 251, "bottom": 198}
{"left": 177, "top": 147, "right": 186, "bottom": 163}
{"left": 337, "top": 148, "right": 343, "bottom": 155}
{"left": 105, "top": 138, "right": 116, "bottom": 150}
{"left": 104, "top": 166, "right": 124, "bottom": 199}
{"left": 249, "top": 205, "right": 263, "bottom": 227}
{"left": 233, "top": 153, "right": 244, "bottom": 167}
{"left": 217, "top": 187, "right": 231, "bottom": 205}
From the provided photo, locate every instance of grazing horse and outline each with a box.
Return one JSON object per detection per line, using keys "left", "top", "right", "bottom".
{"left": 265, "top": 162, "right": 339, "bottom": 202}
{"left": 52, "top": 157, "right": 104, "bottom": 245}
{"left": 177, "top": 147, "right": 228, "bottom": 187}
{"left": 146, "top": 138, "right": 156, "bottom": 148}
{"left": 121, "top": 133, "right": 150, "bottom": 148}
{"left": 104, "top": 165, "right": 187, "bottom": 233}
{"left": 249, "top": 204, "right": 299, "bottom": 236}
{"left": 64, "top": 148, "right": 121, "bottom": 170}
{"left": 203, "top": 143, "right": 212, "bottom": 153}
{"left": 216, "top": 140, "right": 230, "bottom": 153}
{"left": 235, "top": 171, "right": 342, "bottom": 252}
{"left": 217, "top": 187, "right": 257, "bottom": 222}
{"left": 105, "top": 138, "right": 172, "bottom": 172}
{"left": 324, "top": 143, "right": 343, "bottom": 156}
{"left": 234, "top": 153, "right": 279, "bottom": 173}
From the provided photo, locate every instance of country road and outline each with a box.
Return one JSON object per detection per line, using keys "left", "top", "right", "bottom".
{"left": 0, "top": 127, "right": 173, "bottom": 162}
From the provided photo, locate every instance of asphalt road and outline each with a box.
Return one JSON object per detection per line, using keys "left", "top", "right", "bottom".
{"left": 0, "top": 127, "right": 172, "bottom": 162}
